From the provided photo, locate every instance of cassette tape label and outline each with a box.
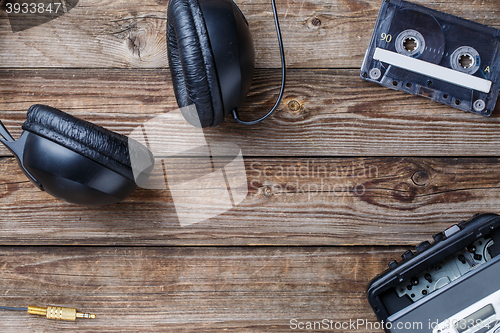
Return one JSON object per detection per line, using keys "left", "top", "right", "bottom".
{"left": 373, "top": 48, "right": 492, "bottom": 93}
{"left": 361, "top": 0, "right": 500, "bottom": 115}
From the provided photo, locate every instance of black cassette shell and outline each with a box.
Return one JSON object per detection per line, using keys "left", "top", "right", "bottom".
{"left": 360, "top": 0, "right": 500, "bottom": 116}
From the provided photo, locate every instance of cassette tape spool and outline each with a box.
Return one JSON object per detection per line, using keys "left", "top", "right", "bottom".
{"left": 360, "top": 0, "right": 500, "bottom": 116}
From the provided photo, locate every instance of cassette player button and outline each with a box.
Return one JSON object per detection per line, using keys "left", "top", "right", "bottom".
{"left": 432, "top": 232, "right": 445, "bottom": 242}
{"left": 444, "top": 225, "right": 461, "bottom": 238}
{"left": 416, "top": 241, "right": 431, "bottom": 253}
{"left": 388, "top": 260, "right": 398, "bottom": 269}
{"left": 402, "top": 250, "right": 414, "bottom": 261}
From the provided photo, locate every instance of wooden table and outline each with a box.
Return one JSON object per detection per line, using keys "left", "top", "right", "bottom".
{"left": 1, "top": 0, "right": 499, "bottom": 331}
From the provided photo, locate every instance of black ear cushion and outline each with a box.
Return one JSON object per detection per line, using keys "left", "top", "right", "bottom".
{"left": 167, "top": 0, "right": 224, "bottom": 128}
{"left": 21, "top": 104, "right": 154, "bottom": 183}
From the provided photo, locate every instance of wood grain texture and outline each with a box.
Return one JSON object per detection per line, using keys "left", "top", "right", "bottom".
{"left": 1, "top": 1, "right": 499, "bottom": 331}
{"left": 0, "top": 157, "right": 498, "bottom": 246}
{"left": 1, "top": 68, "right": 500, "bottom": 157}
{"left": 0, "top": 0, "right": 499, "bottom": 68}
{"left": 0, "top": 246, "right": 405, "bottom": 333}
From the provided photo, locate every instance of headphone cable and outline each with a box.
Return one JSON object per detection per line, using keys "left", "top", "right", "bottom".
{"left": 231, "top": 0, "right": 286, "bottom": 125}
{"left": 0, "top": 306, "right": 28, "bottom": 311}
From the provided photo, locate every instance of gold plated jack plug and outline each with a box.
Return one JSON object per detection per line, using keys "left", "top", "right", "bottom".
{"left": 28, "top": 305, "right": 96, "bottom": 321}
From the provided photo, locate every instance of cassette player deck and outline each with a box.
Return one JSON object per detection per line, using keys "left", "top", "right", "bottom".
{"left": 367, "top": 213, "right": 500, "bottom": 333}
{"left": 360, "top": 0, "right": 500, "bottom": 116}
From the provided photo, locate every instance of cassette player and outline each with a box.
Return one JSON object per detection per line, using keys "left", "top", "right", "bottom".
{"left": 360, "top": 0, "right": 500, "bottom": 116}
{"left": 367, "top": 213, "right": 500, "bottom": 333}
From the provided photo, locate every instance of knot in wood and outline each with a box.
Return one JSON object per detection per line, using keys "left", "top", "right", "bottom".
{"left": 288, "top": 100, "right": 301, "bottom": 112}
{"left": 307, "top": 17, "right": 322, "bottom": 30}
{"left": 411, "top": 171, "right": 429, "bottom": 186}
{"left": 127, "top": 31, "right": 146, "bottom": 57}
{"left": 263, "top": 186, "right": 273, "bottom": 197}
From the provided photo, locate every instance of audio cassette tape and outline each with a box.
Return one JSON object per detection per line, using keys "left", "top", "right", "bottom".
{"left": 367, "top": 213, "right": 500, "bottom": 333}
{"left": 360, "top": 0, "right": 500, "bottom": 116}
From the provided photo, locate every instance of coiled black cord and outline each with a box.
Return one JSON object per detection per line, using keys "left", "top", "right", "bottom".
{"left": 231, "top": 0, "right": 286, "bottom": 125}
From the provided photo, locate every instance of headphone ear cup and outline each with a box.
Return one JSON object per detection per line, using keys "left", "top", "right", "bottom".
{"left": 21, "top": 104, "right": 153, "bottom": 185}
{"left": 167, "top": 0, "right": 225, "bottom": 128}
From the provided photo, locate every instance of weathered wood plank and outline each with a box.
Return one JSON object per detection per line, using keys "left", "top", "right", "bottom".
{"left": 1, "top": 69, "right": 500, "bottom": 157}
{"left": 0, "top": 246, "right": 404, "bottom": 332}
{"left": 0, "top": 157, "right": 498, "bottom": 246}
{"left": 0, "top": 0, "right": 498, "bottom": 68}
{"left": 3, "top": 1, "right": 495, "bottom": 332}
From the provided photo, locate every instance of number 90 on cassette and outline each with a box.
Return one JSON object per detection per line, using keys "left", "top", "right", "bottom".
{"left": 360, "top": 0, "right": 500, "bottom": 116}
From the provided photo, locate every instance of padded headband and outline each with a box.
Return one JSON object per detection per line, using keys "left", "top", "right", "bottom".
{"left": 21, "top": 104, "right": 153, "bottom": 183}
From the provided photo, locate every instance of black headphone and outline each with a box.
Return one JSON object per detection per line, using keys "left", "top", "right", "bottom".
{"left": 0, "top": 0, "right": 286, "bottom": 205}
